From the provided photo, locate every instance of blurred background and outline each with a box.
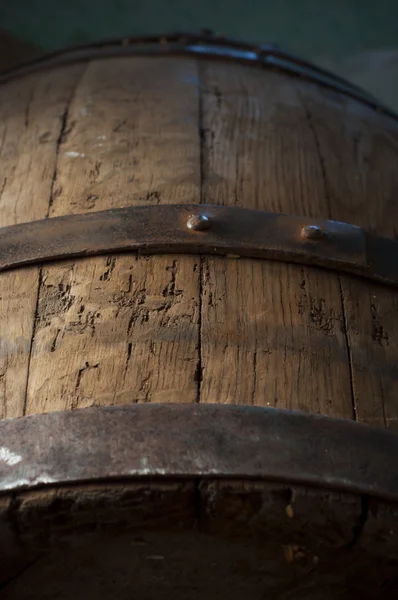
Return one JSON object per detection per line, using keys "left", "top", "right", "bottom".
{"left": 0, "top": 0, "right": 397, "bottom": 110}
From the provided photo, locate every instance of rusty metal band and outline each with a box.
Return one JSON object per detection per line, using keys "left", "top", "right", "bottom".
{"left": 1, "top": 404, "right": 398, "bottom": 502}
{"left": 0, "top": 32, "right": 396, "bottom": 120}
{"left": 0, "top": 204, "right": 397, "bottom": 288}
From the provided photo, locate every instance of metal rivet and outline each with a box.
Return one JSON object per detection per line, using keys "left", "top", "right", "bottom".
{"left": 186, "top": 214, "right": 211, "bottom": 231}
{"left": 301, "top": 225, "right": 329, "bottom": 240}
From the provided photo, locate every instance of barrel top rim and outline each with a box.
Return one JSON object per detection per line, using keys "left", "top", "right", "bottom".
{"left": 0, "top": 31, "right": 397, "bottom": 122}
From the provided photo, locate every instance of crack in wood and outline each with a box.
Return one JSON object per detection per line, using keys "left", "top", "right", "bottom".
{"left": 47, "top": 68, "right": 87, "bottom": 216}
{"left": 196, "top": 60, "right": 205, "bottom": 404}
{"left": 339, "top": 282, "right": 357, "bottom": 422}
{"left": 22, "top": 269, "right": 42, "bottom": 416}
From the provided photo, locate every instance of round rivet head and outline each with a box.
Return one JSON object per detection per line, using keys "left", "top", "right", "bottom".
{"left": 301, "top": 224, "right": 329, "bottom": 241}
{"left": 186, "top": 214, "right": 211, "bottom": 231}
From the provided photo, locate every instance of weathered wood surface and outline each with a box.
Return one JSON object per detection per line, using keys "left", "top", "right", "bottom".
{"left": 0, "top": 56, "right": 397, "bottom": 421}
{"left": 199, "top": 63, "right": 354, "bottom": 415}
{"left": 0, "top": 57, "right": 201, "bottom": 416}
{"left": 0, "top": 64, "right": 85, "bottom": 419}
{"left": 1, "top": 53, "right": 398, "bottom": 597}
{"left": 299, "top": 87, "right": 398, "bottom": 430}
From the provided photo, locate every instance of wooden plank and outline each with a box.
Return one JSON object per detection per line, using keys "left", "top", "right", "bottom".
{"left": 199, "top": 62, "right": 353, "bottom": 416}
{"left": 0, "top": 65, "right": 85, "bottom": 418}
{"left": 25, "top": 57, "right": 201, "bottom": 414}
{"left": 299, "top": 83, "right": 398, "bottom": 429}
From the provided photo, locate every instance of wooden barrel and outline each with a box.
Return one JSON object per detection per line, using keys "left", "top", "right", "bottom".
{"left": 1, "top": 33, "right": 398, "bottom": 599}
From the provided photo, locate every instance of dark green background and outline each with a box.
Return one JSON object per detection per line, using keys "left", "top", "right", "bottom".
{"left": 1, "top": 0, "right": 397, "bottom": 108}
{"left": 0, "top": 0, "right": 396, "bottom": 57}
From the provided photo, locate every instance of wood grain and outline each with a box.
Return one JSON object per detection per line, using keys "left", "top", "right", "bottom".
{"left": 24, "top": 57, "right": 201, "bottom": 414}
{"left": 199, "top": 63, "right": 353, "bottom": 415}
{"left": 0, "top": 54, "right": 398, "bottom": 596}
{"left": 299, "top": 84, "right": 398, "bottom": 428}
{"left": 1, "top": 56, "right": 397, "bottom": 423}
{"left": 0, "top": 65, "right": 85, "bottom": 418}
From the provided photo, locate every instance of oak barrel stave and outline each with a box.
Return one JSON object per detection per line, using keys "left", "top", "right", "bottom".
{"left": 1, "top": 36, "right": 398, "bottom": 599}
